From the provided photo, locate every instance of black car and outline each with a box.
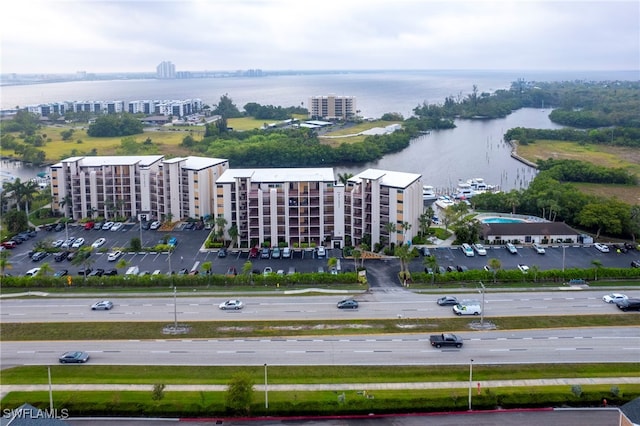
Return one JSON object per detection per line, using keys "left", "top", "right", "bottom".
{"left": 260, "top": 247, "right": 270, "bottom": 259}
{"left": 184, "top": 222, "right": 195, "bottom": 230}
{"left": 43, "top": 224, "right": 56, "bottom": 231}
{"left": 103, "top": 269, "right": 118, "bottom": 276}
{"left": 456, "top": 265, "right": 469, "bottom": 273}
{"left": 141, "top": 221, "right": 151, "bottom": 230}
{"left": 177, "top": 268, "right": 189, "bottom": 275}
{"left": 632, "top": 260, "right": 640, "bottom": 268}
{"left": 337, "top": 299, "right": 359, "bottom": 309}
{"left": 218, "top": 248, "right": 228, "bottom": 258}
{"left": 78, "top": 268, "right": 93, "bottom": 276}
{"left": 616, "top": 298, "right": 640, "bottom": 312}
{"left": 437, "top": 296, "right": 459, "bottom": 306}
{"left": 88, "top": 268, "right": 105, "bottom": 277}
{"left": 54, "top": 223, "right": 65, "bottom": 232}
{"left": 54, "top": 251, "right": 69, "bottom": 262}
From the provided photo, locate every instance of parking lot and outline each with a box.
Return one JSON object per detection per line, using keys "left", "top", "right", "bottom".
{"left": 3, "top": 222, "right": 344, "bottom": 277}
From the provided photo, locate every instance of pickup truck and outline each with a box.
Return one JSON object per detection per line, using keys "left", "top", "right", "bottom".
{"left": 429, "top": 333, "right": 464, "bottom": 348}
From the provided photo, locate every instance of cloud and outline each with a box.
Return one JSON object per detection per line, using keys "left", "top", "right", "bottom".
{"left": 1, "top": 0, "right": 638, "bottom": 73}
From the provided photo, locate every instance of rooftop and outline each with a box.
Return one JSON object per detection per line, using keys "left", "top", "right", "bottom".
{"left": 217, "top": 167, "right": 335, "bottom": 184}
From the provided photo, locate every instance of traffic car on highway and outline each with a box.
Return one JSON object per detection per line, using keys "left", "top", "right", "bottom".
{"left": 602, "top": 293, "right": 628, "bottom": 304}
{"left": 337, "top": 299, "right": 359, "bottom": 309}
{"left": 91, "top": 300, "right": 113, "bottom": 310}
{"left": 59, "top": 351, "right": 90, "bottom": 364}
{"left": 219, "top": 299, "right": 244, "bottom": 310}
{"left": 437, "top": 296, "right": 459, "bottom": 306}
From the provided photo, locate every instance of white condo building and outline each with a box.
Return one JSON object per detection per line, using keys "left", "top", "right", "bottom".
{"left": 308, "top": 95, "right": 356, "bottom": 120}
{"left": 50, "top": 155, "right": 228, "bottom": 222}
{"left": 345, "top": 169, "right": 423, "bottom": 247}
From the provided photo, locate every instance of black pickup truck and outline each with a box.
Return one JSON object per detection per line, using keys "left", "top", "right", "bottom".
{"left": 430, "top": 333, "right": 464, "bottom": 348}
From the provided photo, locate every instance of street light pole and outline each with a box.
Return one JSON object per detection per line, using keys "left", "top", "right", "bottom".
{"left": 479, "top": 281, "right": 486, "bottom": 326}
{"left": 173, "top": 286, "right": 177, "bottom": 329}
{"left": 468, "top": 359, "right": 474, "bottom": 411}
{"left": 264, "top": 363, "right": 269, "bottom": 410}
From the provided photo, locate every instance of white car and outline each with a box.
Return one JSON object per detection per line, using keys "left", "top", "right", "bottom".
{"left": 517, "top": 264, "right": 530, "bottom": 273}
{"left": 219, "top": 299, "right": 244, "bottom": 310}
{"left": 102, "top": 221, "right": 115, "bottom": 230}
{"left": 532, "top": 243, "right": 546, "bottom": 254}
{"left": 602, "top": 293, "right": 628, "bottom": 304}
{"left": 472, "top": 243, "right": 487, "bottom": 256}
{"left": 61, "top": 238, "right": 76, "bottom": 249}
{"left": 52, "top": 239, "right": 65, "bottom": 248}
{"left": 25, "top": 267, "right": 41, "bottom": 277}
{"left": 71, "top": 237, "right": 85, "bottom": 248}
{"left": 150, "top": 221, "right": 161, "bottom": 230}
{"left": 263, "top": 266, "right": 273, "bottom": 276}
{"left": 91, "top": 300, "right": 113, "bottom": 310}
{"left": 317, "top": 246, "right": 326, "bottom": 258}
{"left": 505, "top": 243, "right": 518, "bottom": 254}
{"left": 111, "top": 222, "right": 124, "bottom": 232}
{"left": 107, "top": 250, "right": 122, "bottom": 262}
{"left": 594, "top": 243, "right": 610, "bottom": 253}
{"left": 91, "top": 238, "right": 106, "bottom": 248}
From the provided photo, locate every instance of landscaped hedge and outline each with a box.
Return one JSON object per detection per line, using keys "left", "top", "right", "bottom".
{"left": 2, "top": 387, "right": 638, "bottom": 417}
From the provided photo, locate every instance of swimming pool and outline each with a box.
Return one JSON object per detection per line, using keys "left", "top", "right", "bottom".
{"left": 481, "top": 217, "right": 527, "bottom": 224}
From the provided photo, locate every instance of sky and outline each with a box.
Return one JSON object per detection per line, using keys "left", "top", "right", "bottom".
{"left": 1, "top": 0, "right": 639, "bottom": 74}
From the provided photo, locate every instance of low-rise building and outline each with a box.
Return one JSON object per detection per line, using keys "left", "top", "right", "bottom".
{"left": 480, "top": 222, "right": 581, "bottom": 244}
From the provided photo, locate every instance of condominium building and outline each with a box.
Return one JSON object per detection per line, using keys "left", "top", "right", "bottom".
{"left": 214, "top": 168, "right": 345, "bottom": 249}
{"left": 345, "top": 169, "right": 423, "bottom": 247}
{"left": 156, "top": 61, "right": 176, "bottom": 79}
{"left": 50, "top": 155, "right": 228, "bottom": 222}
{"left": 26, "top": 98, "right": 202, "bottom": 118}
{"left": 308, "top": 95, "right": 356, "bottom": 120}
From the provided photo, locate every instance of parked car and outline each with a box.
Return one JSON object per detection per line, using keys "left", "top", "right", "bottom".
{"left": 249, "top": 247, "right": 259, "bottom": 258}
{"left": 110, "top": 222, "right": 124, "bottom": 232}
{"left": 271, "top": 247, "right": 281, "bottom": 259}
{"left": 24, "top": 267, "right": 41, "bottom": 277}
{"left": 437, "top": 296, "right": 459, "bottom": 306}
{"left": 219, "top": 299, "right": 244, "bottom": 310}
{"left": 93, "top": 222, "right": 104, "bottom": 230}
{"left": 150, "top": 221, "right": 162, "bottom": 230}
{"left": 54, "top": 251, "right": 69, "bottom": 262}
{"left": 532, "top": 243, "right": 546, "bottom": 254}
{"left": 632, "top": 260, "right": 640, "bottom": 268}
{"left": 61, "top": 238, "right": 76, "bottom": 249}
{"left": 505, "top": 242, "right": 518, "bottom": 254}
{"left": 594, "top": 243, "right": 610, "bottom": 253}
{"left": 103, "top": 269, "right": 118, "bottom": 276}
{"left": 71, "top": 237, "right": 85, "bottom": 248}
{"left": 52, "top": 239, "right": 65, "bottom": 248}
{"left": 472, "top": 243, "right": 487, "bottom": 256}
{"left": 456, "top": 265, "right": 469, "bottom": 273}
{"left": 1, "top": 241, "right": 17, "bottom": 249}
{"left": 517, "top": 264, "right": 530, "bottom": 273}
{"left": 337, "top": 299, "right": 359, "bottom": 309}
{"left": 31, "top": 251, "right": 47, "bottom": 261}
{"left": 602, "top": 293, "right": 628, "bottom": 304}
{"left": 317, "top": 246, "right": 326, "bottom": 258}
{"left": 225, "top": 266, "right": 237, "bottom": 277}
{"left": 263, "top": 266, "right": 273, "bottom": 276}
{"left": 107, "top": 250, "right": 122, "bottom": 262}
{"left": 91, "top": 300, "right": 113, "bottom": 310}
{"left": 53, "top": 269, "right": 68, "bottom": 277}
{"left": 282, "top": 247, "right": 292, "bottom": 258}
{"left": 91, "top": 238, "right": 106, "bottom": 248}
{"left": 218, "top": 248, "right": 227, "bottom": 258}
{"left": 101, "top": 221, "right": 115, "bottom": 230}
{"left": 141, "top": 221, "right": 151, "bottom": 230}
{"left": 78, "top": 268, "right": 93, "bottom": 276}
{"left": 418, "top": 247, "right": 431, "bottom": 256}
{"left": 183, "top": 222, "right": 195, "bottom": 230}
{"left": 168, "top": 237, "right": 178, "bottom": 247}
{"left": 54, "top": 223, "right": 65, "bottom": 232}
{"left": 84, "top": 222, "right": 95, "bottom": 230}
{"left": 88, "top": 268, "right": 105, "bottom": 277}
{"left": 260, "top": 247, "right": 270, "bottom": 259}
{"left": 59, "top": 351, "right": 90, "bottom": 364}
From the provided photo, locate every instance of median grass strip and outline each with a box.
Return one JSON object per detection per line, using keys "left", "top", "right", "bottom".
{"left": 2, "top": 315, "right": 639, "bottom": 341}
{"left": 3, "top": 363, "right": 639, "bottom": 385}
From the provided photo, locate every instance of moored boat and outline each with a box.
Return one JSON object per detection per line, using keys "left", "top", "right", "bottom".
{"left": 423, "top": 185, "right": 437, "bottom": 202}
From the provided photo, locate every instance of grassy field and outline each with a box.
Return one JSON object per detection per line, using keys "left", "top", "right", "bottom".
{"left": 516, "top": 140, "right": 640, "bottom": 203}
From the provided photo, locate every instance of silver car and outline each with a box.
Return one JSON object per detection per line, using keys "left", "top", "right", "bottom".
{"left": 91, "top": 300, "right": 114, "bottom": 310}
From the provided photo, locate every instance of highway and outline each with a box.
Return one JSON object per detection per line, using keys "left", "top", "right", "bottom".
{"left": 0, "top": 289, "right": 635, "bottom": 322}
{"left": 2, "top": 327, "right": 639, "bottom": 368}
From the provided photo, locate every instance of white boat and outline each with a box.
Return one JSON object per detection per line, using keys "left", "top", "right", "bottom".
{"left": 466, "top": 177, "right": 497, "bottom": 193}
{"left": 435, "top": 195, "right": 455, "bottom": 209}
{"left": 453, "top": 181, "right": 475, "bottom": 199}
{"left": 422, "top": 185, "right": 437, "bottom": 202}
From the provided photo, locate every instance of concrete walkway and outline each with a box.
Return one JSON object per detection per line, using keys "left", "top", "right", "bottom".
{"left": 3, "top": 377, "right": 639, "bottom": 396}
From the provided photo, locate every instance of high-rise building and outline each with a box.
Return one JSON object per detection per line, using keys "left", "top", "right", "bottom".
{"left": 156, "top": 61, "right": 176, "bottom": 79}
{"left": 308, "top": 95, "right": 356, "bottom": 120}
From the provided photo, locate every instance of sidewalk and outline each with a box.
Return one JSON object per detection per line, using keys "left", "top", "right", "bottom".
{"left": 3, "top": 377, "right": 639, "bottom": 397}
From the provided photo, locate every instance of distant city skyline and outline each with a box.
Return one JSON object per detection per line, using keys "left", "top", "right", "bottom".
{"left": 1, "top": 0, "right": 638, "bottom": 75}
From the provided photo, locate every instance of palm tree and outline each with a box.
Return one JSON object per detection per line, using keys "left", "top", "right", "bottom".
{"left": 384, "top": 222, "right": 397, "bottom": 248}
{"left": 337, "top": 173, "right": 354, "bottom": 185}
{"left": 242, "top": 261, "right": 253, "bottom": 285}
{"left": 352, "top": 249, "right": 362, "bottom": 273}
{"left": 0, "top": 251, "right": 12, "bottom": 276}
{"left": 201, "top": 261, "right": 212, "bottom": 287}
{"left": 488, "top": 258, "right": 501, "bottom": 284}
{"left": 358, "top": 243, "right": 369, "bottom": 268}
{"left": 591, "top": 259, "right": 603, "bottom": 281}
{"left": 20, "top": 180, "right": 40, "bottom": 221}
{"left": 401, "top": 221, "right": 412, "bottom": 243}
{"left": 215, "top": 216, "right": 228, "bottom": 242}
{"left": 71, "top": 247, "right": 95, "bottom": 282}
{"left": 228, "top": 225, "right": 239, "bottom": 248}
{"left": 327, "top": 256, "right": 338, "bottom": 271}
{"left": 39, "top": 262, "right": 54, "bottom": 277}
{"left": 2, "top": 178, "right": 27, "bottom": 211}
